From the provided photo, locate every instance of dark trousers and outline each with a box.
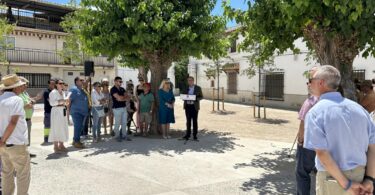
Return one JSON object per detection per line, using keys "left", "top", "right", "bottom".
{"left": 71, "top": 113, "right": 87, "bottom": 142}
{"left": 81, "top": 110, "right": 90, "bottom": 136}
{"left": 295, "top": 145, "right": 316, "bottom": 195}
{"left": 185, "top": 105, "right": 199, "bottom": 139}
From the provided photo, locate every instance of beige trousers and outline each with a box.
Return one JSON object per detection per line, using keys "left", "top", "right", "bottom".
{"left": 316, "top": 166, "right": 365, "bottom": 195}
{"left": 0, "top": 145, "right": 31, "bottom": 195}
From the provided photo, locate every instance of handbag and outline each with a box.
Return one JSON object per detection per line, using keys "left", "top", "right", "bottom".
{"left": 94, "top": 106, "right": 105, "bottom": 117}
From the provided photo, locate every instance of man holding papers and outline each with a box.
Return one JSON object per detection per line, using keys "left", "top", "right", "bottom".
{"left": 180, "top": 76, "right": 203, "bottom": 141}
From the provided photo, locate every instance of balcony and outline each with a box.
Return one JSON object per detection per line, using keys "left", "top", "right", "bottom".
{"left": 1, "top": 8, "right": 65, "bottom": 32}
{"left": 4, "top": 48, "right": 115, "bottom": 67}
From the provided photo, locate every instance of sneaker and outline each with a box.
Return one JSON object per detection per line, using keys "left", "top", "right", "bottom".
{"left": 73, "top": 142, "right": 85, "bottom": 149}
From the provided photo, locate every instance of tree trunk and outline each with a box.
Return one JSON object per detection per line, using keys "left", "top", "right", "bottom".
{"left": 143, "top": 50, "right": 172, "bottom": 134}
{"left": 304, "top": 26, "right": 359, "bottom": 101}
{"left": 137, "top": 66, "right": 149, "bottom": 82}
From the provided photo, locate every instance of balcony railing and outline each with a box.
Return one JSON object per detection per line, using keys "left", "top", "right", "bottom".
{"left": 4, "top": 48, "right": 115, "bottom": 67}
{"left": 1, "top": 9, "right": 65, "bottom": 32}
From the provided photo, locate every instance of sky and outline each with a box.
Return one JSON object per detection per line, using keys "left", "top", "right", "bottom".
{"left": 45, "top": 0, "right": 249, "bottom": 27}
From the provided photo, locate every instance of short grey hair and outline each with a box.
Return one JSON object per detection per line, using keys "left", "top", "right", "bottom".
{"left": 314, "top": 65, "right": 341, "bottom": 89}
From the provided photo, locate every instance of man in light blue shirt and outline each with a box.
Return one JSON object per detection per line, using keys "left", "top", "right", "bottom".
{"left": 304, "top": 65, "right": 375, "bottom": 195}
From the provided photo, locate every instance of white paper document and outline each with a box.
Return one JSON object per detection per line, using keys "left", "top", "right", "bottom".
{"left": 180, "top": 94, "right": 196, "bottom": 101}
{"left": 64, "top": 92, "right": 72, "bottom": 100}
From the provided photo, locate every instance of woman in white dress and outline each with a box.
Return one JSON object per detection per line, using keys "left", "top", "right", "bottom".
{"left": 49, "top": 79, "right": 69, "bottom": 153}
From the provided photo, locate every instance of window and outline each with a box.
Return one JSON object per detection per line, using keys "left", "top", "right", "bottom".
{"left": 211, "top": 80, "right": 215, "bottom": 87}
{"left": 17, "top": 73, "right": 51, "bottom": 88}
{"left": 227, "top": 72, "right": 238, "bottom": 94}
{"left": 352, "top": 69, "right": 365, "bottom": 81}
{"left": 230, "top": 39, "right": 236, "bottom": 53}
{"left": 265, "top": 72, "right": 284, "bottom": 100}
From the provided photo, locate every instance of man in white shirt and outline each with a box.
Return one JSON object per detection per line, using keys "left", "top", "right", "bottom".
{"left": 0, "top": 74, "right": 31, "bottom": 195}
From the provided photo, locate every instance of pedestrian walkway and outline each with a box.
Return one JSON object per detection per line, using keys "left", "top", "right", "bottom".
{"left": 27, "top": 99, "right": 301, "bottom": 194}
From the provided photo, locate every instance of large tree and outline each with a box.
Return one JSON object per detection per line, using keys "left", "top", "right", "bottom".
{"left": 64, "top": 0, "right": 228, "bottom": 132}
{"left": 225, "top": 0, "right": 375, "bottom": 100}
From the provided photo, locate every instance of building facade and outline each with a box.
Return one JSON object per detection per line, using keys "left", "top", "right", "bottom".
{"left": 189, "top": 29, "right": 375, "bottom": 110}
{"left": 0, "top": 0, "right": 116, "bottom": 95}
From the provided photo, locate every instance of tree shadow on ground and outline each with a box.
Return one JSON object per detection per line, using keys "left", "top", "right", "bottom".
{"left": 75, "top": 129, "right": 240, "bottom": 158}
{"left": 46, "top": 153, "right": 69, "bottom": 160}
{"left": 234, "top": 148, "right": 295, "bottom": 195}
{"left": 255, "top": 118, "right": 289, "bottom": 125}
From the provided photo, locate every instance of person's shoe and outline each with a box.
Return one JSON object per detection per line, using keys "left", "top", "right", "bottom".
{"left": 127, "top": 130, "right": 132, "bottom": 135}
{"left": 29, "top": 153, "right": 37, "bottom": 158}
{"left": 41, "top": 136, "right": 50, "bottom": 145}
{"left": 178, "top": 136, "right": 189, "bottom": 141}
{"left": 116, "top": 137, "right": 122, "bottom": 142}
{"left": 123, "top": 137, "right": 132, "bottom": 141}
{"left": 59, "top": 146, "right": 68, "bottom": 153}
{"left": 110, "top": 131, "right": 115, "bottom": 137}
{"left": 73, "top": 142, "right": 85, "bottom": 149}
{"left": 193, "top": 137, "right": 199, "bottom": 142}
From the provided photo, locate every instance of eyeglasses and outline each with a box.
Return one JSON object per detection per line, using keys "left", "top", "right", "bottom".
{"left": 80, "top": 79, "right": 85, "bottom": 82}
{"left": 307, "top": 78, "right": 320, "bottom": 85}
{"left": 57, "top": 83, "right": 64, "bottom": 85}
{"left": 118, "top": 81, "right": 123, "bottom": 83}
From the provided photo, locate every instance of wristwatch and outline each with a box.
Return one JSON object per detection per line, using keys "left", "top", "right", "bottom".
{"left": 364, "top": 175, "right": 375, "bottom": 182}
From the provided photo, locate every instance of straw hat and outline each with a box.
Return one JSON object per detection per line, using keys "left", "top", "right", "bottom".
{"left": 18, "top": 76, "right": 29, "bottom": 84}
{"left": 0, "top": 74, "right": 26, "bottom": 90}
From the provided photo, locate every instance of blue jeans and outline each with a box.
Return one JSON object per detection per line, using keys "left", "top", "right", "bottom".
{"left": 71, "top": 112, "right": 87, "bottom": 142}
{"left": 295, "top": 145, "right": 316, "bottom": 195}
{"left": 92, "top": 107, "right": 103, "bottom": 138}
{"left": 113, "top": 108, "right": 127, "bottom": 139}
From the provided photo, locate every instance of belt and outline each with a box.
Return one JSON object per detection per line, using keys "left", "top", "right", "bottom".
{"left": 53, "top": 105, "right": 65, "bottom": 107}
{"left": 0, "top": 137, "right": 15, "bottom": 147}
{"left": 26, "top": 118, "right": 31, "bottom": 121}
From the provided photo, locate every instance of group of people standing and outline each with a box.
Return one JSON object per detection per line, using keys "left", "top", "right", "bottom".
{"left": 295, "top": 65, "right": 375, "bottom": 195}
{"left": 0, "top": 73, "right": 203, "bottom": 194}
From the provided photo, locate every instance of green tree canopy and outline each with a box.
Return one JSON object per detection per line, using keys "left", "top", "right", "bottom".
{"left": 64, "top": 0, "right": 229, "bottom": 132}
{"left": 225, "top": 0, "right": 375, "bottom": 99}
{"left": 63, "top": 0, "right": 228, "bottom": 73}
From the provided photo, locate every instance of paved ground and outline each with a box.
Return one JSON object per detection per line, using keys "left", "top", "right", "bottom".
{"left": 24, "top": 99, "right": 307, "bottom": 195}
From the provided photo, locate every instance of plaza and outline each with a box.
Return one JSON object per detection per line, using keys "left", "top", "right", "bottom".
{"left": 27, "top": 99, "right": 299, "bottom": 195}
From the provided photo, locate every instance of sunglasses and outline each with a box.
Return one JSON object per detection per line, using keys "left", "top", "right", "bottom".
{"left": 57, "top": 83, "right": 64, "bottom": 85}
{"left": 118, "top": 81, "right": 123, "bottom": 83}
{"left": 80, "top": 79, "right": 85, "bottom": 82}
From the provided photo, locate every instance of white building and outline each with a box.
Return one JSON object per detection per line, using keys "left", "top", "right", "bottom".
{"left": 189, "top": 29, "right": 375, "bottom": 110}
{"left": 1, "top": 0, "right": 116, "bottom": 95}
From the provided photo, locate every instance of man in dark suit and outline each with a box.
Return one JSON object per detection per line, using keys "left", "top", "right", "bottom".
{"left": 181, "top": 76, "right": 203, "bottom": 141}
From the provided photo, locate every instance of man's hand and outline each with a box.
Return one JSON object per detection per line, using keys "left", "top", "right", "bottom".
{"left": 348, "top": 182, "right": 365, "bottom": 195}
{"left": 360, "top": 179, "right": 373, "bottom": 195}
{"left": 24, "top": 102, "right": 33, "bottom": 109}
